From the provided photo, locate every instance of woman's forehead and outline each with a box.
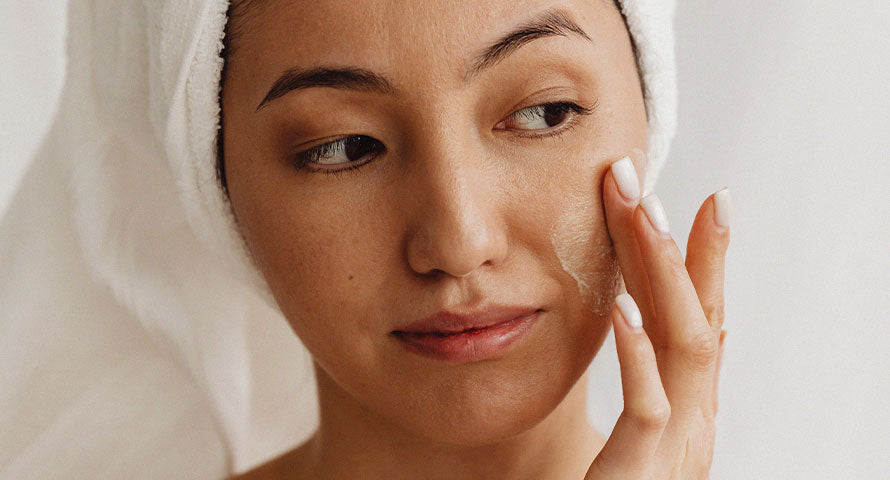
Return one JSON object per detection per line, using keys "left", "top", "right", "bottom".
{"left": 225, "top": 0, "right": 624, "bottom": 104}
{"left": 230, "top": 0, "right": 616, "bottom": 48}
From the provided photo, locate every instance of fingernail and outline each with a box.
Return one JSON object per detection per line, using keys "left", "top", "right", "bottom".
{"left": 713, "top": 187, "right": 732, "bottom": 228}
{"left": 640, "top": 194, "right": 670, "bottom": 234}
{"left": 610, "top": 156, "right": 640, "bottom": 201}
{"left": 615, "top": 293, "right": 643, "bottom": 330}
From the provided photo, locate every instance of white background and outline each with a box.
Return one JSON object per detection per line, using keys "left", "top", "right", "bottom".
{"left": 2, "top": 2, "right": 889, "bottom": 478}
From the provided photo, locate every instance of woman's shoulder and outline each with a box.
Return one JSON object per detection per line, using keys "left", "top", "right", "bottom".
{"left": 229, "top": 460, "right": 281, "bottom": 480}
{"left": 230, "top": 441, "right": 315, "bottom": 480}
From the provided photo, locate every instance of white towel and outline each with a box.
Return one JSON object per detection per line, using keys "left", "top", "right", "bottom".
{"left": 0, "top": 0, "right": 677, "bottom": 477}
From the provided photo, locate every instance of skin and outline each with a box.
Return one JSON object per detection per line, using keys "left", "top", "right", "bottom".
{"left": 221, "top": 1, "right": 728, "bottom": 479}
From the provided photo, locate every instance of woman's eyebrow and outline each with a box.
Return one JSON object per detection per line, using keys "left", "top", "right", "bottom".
{"left": 465, "top": 9, "right": 592, "bottom": 81}
{"left": 256, "top": 67, "right": 396, "bottom": 111}
{"left": 255, "top": 8, "right": 591, "bottom": 112}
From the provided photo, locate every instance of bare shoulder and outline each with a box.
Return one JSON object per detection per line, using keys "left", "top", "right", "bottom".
{"left": 228, "top": 441, "right": 315, "bottom": 480}
{"left": 229, "top": 458, "right": 283, "bottom": 480}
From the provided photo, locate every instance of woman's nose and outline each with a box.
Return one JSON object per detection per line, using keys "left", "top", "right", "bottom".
{"left": 404, "top": 155, "right": 509, "bottom": 279}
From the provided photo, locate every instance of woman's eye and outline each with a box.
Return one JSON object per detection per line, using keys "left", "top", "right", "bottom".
{"left": 292, "top": 101, "right": 594, "bottom": 175}
{"left": 294, "top": 135, "right": 385, "bottom": 172}
{"left": 500, "top": 101, "right": 595, "bottom": 134}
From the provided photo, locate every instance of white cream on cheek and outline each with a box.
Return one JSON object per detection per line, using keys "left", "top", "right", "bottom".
{"left": 549, "top": 192, "right": 620, "bottom": 318}
{"left": 549, "top": 150, "right": 647, "bottom": 317}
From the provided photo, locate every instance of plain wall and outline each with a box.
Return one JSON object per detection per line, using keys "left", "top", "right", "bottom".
{"left": 2, "top": 2, "right": 888, "bottom": 478}
{"left": 670, "top": 2, "right": 890, "bottom": 477}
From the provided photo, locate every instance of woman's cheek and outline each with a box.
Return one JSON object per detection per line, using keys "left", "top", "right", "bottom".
{"left": 545, "top": 147, "right": 644, "bottom": 317}
{"left": 549, "top": 190, "right": 620, "bottom": 317}
{"left": 513, "top": 141, "right": 620, "bottom": 319}
{"left": 274, "top": 223, "right": 388, "bottom": 339}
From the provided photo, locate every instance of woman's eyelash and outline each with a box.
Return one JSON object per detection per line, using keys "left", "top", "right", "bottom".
{"left": 293, "top": 99, "right": 598, "bottom": 176}
{"left": 292, "top": 136, "right": 383, "bottom": 177}
{"left": 505, "top": 100, "right": 598, "bottom": 140}
{"left": 303, "top": 157, "right": 370, "bottom": 178}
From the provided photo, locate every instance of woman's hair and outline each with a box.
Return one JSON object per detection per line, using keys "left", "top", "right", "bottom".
{"left": 214, "top": 0, "right": 636, "bottom": 194}
{"left": 215, "top": 0, "right": 253, "bottom": 194}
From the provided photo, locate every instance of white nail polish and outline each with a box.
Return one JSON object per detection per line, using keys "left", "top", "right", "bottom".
{"left": 610, "top": 156, "right": 641, "bottom": 201}
{"left": 713, "top": 188, "right": 731, "bottom": 228}
{"left": 640, "top": 194, "right": 670, "bottom": 234}
{"left": 615, "top": 293, "right": 643, "bottom": 329}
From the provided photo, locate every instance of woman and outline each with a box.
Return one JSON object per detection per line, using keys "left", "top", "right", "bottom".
{"left": 0, "top": 0, "right": 729, "bottom": 478}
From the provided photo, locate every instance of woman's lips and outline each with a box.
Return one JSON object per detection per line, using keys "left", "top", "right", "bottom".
{"left": 392, "top": 309, "right": 543, "bottom": 363}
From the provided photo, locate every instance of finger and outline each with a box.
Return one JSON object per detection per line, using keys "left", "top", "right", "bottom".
{"left": 685, "top": 188, "right": 731, "bottom": 334}
{"left": 685, "top": 188, "right": 731, "bottom": 418}
{"left": 633, "top": 194, "right": 719, "bottom": 457}
{"left": 683, "top": 413, "right": 717, "bottom": 479}
{"left": 635, "top": 194, "right": 714, "bottom": 352}
{"left": 686, "top": 335, "right": 727, "bottom": 479}
{"left": 712, "top": 330, "right": 726, "bottom": 414}
{"left": 587, "top": 294, "right": 668, "bottom": 479}
{"left": 602, "top": 154, "right": 656, "bottom": 326}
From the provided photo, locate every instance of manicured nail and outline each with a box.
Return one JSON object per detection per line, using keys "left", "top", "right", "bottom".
{"left": 615, "top": 293, "right": 643, "bottom": 330}
{"left": 713, "top": 187, "right": 731, "bottom": 228}
{"left": 640, "top": 194, "right": 670, "bottom": 234}
{"left": 610, "top": 156, "right": 640, "bottom": 201}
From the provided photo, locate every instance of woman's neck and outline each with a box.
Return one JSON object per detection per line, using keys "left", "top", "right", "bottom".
{"left": 284, "top": 365, "right": 605, "bottom": 480}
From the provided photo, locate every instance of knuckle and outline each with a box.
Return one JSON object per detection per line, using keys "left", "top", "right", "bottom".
{"left": 686, "top": 330, "right": 719, "bottom": 371}
{"left": 630, "top": 400, "right": 671, "bottom": 432}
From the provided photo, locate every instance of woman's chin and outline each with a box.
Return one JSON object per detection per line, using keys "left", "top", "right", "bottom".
{"left": 397, "top": 406, "right": 553, "bottom": 448}
{"left": 375, "top": 373, "right": 581, "bottom": 448}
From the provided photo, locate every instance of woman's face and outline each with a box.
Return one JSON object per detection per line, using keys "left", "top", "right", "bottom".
{"left": 221, "top": 0, "right": 647, "bottom": 444}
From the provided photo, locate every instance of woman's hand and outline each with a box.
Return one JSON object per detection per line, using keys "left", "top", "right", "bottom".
{"left": 585, "top": 156, "right": 730, "bottom": 479}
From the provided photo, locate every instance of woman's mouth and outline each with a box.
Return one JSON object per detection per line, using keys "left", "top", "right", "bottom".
{"left": 391, "top": 307, "right": 543, "bottom": 363}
